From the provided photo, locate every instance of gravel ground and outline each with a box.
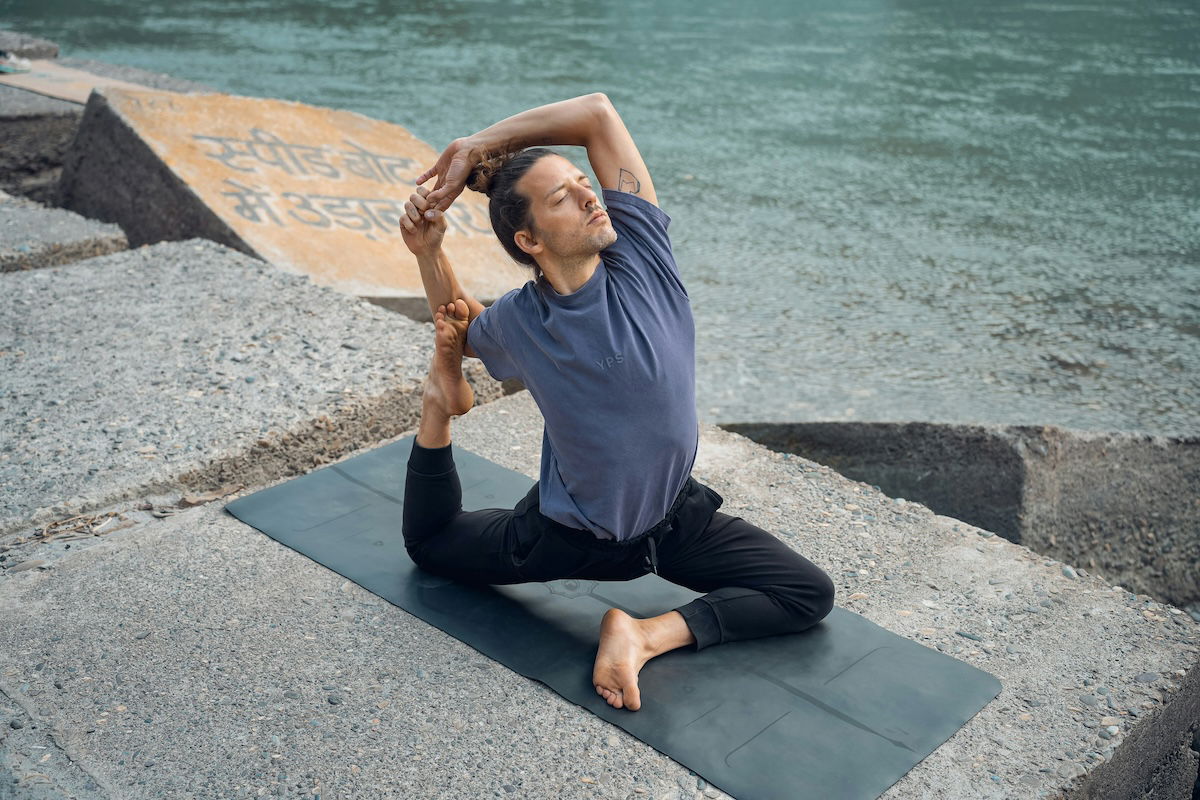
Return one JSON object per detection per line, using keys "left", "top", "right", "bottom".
{"left": 0, "top": 238, "right": 502, "bottom": 537}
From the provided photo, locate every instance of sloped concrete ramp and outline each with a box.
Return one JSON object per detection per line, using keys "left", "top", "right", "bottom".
{"left": 57, "top": 87, "right": 529, "bottom": 309}
{"left": 1, "top": 392, "right": 1195, "bottom": 799}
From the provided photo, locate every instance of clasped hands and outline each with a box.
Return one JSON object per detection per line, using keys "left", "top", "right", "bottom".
{"left": 398, "top": 137, "right": 481, "bottom": 258}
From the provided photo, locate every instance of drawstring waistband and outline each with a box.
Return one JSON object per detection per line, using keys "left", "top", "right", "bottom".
{"left": 645, "top": 536, "right": 659, "bottom": 575}
{"left": 541, "top": 476, "right": 696, "bottom": 561}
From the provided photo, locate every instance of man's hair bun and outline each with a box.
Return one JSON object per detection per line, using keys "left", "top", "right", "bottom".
{"left": 466, "top": 151, "right": 514, "bottom": 197}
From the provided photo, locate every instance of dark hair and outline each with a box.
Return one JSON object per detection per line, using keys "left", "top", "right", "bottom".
{"left": 466, "top": 147, "right": 557, "bottom": 275}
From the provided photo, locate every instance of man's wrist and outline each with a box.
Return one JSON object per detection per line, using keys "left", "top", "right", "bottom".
{"left": 456, "top": 136, "right": 488, "bottom": 165}
{"left": 415, "top": 247, "right": 443, "bottom": 265}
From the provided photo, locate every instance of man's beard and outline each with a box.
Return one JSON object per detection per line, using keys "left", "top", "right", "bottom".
{"left": 543, "top": 224, "right": 617, "bottom": 260}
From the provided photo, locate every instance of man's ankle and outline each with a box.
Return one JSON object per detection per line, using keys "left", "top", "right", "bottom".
{"left": 416, "top": 405, "right": 452, "bottom": 448}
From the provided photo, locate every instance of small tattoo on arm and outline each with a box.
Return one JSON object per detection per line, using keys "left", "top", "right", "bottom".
{"left": 618, "top": 168, "right": 641, "bottom": 195}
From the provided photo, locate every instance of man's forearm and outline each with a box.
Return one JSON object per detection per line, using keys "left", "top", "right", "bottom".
{"left": 415, "top": 248, "right": 484, "bottom": 321}
{"left": 467, "top": 93, "right": 609, "bottom": 156}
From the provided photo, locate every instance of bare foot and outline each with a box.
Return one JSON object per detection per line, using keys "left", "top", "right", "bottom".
{"left": 592, "top": 608, "right": 656, "bottom": 711}
{"left": 423, "top": 298, "right": 474, "bottom": 418}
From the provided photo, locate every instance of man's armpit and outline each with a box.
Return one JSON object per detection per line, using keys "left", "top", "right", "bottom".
{"left": 617, "top": 168, "right": 642, "bottom": 195}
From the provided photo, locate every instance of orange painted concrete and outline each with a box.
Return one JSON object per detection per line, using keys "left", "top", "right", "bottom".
{"left": 99, "top": 87, "right": 525, "bottom": 302}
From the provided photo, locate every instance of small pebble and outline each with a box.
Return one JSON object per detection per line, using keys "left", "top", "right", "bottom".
{"left": 1062, "top": 566, "right": 1077, "bottom": 579}
{"left": 1135, "top": 672, "right": 1159, "bottom": 683}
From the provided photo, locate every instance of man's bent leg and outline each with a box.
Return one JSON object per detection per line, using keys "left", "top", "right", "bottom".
{"left": 403, "top": 438, "right": 526, "bottom": 584}
{"left": 661, "top": 511, "right": 836, "bottom": 650}
{"left": 401, "top": 298, "right": 524, "bottom": 585}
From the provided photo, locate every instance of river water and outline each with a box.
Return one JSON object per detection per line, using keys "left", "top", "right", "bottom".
{"left": 6, "top": 0, "right": 1198, "bottom": 434}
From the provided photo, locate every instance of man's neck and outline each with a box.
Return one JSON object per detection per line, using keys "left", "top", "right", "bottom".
{"left": 542, "top": 254, "right": 601, "bottom": 296}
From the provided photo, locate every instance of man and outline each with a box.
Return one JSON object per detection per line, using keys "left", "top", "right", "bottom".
{"left": 399, "top": 93, "right": 834, "bottom": 711}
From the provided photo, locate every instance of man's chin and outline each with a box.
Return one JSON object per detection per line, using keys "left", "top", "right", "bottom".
{"left": 596, "top": 227, "right": 618, "bottom": 251}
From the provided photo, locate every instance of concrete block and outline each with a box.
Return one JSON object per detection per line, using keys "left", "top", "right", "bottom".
{"left": 0, "top": 29, "right": 59, "bottom": 59}
{"left": 57, "top": 87, "right": 530, "bottom": 313}
{"left": 0, "top": 56, "right": 211, "bottom": 203}
{"left": 0, "top": 391, "right": 1195, "bottom": 798}
{"left": 723, "top": 421, "right": 1200, "bottom": 609}
{"left": 0, "top": 188, "right": 127, "bottom": 270}
{"left": 0, "top": 238, "right": 503, "bottom": 537}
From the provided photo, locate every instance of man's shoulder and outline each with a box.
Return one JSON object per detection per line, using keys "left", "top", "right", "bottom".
{"left": 477, "top": 280, "right": 538, "bottom": 325}
{"left": 602, "top": 188, "right": 671, "bottom": 226}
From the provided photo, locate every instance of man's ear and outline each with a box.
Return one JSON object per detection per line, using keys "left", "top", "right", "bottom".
{"left": 514, "top": 229, "right": 542, "bottom": 257}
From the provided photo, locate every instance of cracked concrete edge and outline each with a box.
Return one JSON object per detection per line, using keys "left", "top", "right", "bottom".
{"left": 1066, "top": 661, "right": 1200, "bottom": 800}
{"left": 0, "top": 235, "right": 129, "bottom": 272}
{"left": 1, "top": 363, "right": 507, "bottom": 543}
{"left": 0, "top": 676, "right": 112, "bottom": 798}
{"left": 721, "top": 420, "right": 1200, "bottom": 610}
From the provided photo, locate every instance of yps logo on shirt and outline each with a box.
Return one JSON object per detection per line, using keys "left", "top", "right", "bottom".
{"left": 595, "top": 352, "right": 624, "bottom": 371}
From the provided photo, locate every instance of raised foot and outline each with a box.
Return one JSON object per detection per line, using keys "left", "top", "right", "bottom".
{"left": 592, "top": 608, "right": 654, "bottom": 711}
{"left": 424, "top": 298, "right": 474, "bottom": 418}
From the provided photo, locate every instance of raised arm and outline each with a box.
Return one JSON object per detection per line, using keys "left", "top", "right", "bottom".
{"left": 398, "top": 185, "right": 485, "bottom": 359}
{"left": 419, "top": 93, "right": 658, "bottom": 216}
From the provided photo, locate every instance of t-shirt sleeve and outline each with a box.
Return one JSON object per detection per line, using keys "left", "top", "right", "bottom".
{"left": 467, "top": 302, "right": 520, "bottom": 382}
{"left": 600, "top": 188, "right": 688, "bottom": 300}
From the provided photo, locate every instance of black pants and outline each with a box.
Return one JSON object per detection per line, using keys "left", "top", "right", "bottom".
{"left": 402, "top": 442, "right": 836, "bottom": 650}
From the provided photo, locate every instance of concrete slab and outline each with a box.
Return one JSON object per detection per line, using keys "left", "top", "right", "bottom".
{"left": 0, "top": 391, "right": 1196, "bottom": 799}
{"left": 0, "top": 30, "right": 59, "bottom": 60}
{"left": 0, "top": 59, "right": 163, "bottom": 105}
{"left": 57, "top": 87, "right": 530, "bottom": 311}
{"left": 0, "top": 188, "right": 127, "bottom": 271}
{"left": 723, "top": 421, "right": 1200, "bottom": 613}
{"left": 0, "top": 237, "right": 504, "bottom": 539}
{"left": 0, "top": 56, "right": 211, "bottom": 203}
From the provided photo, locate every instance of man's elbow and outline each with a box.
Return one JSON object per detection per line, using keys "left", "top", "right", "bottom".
{"left": 584, "top": 92, "right": 615, "bottom": 120}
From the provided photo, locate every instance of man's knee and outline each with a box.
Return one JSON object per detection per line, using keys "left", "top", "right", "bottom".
{"left": 778, "top": 565, "right": 836, "bottom": 629}
{"left": 406, "top": 542, "right": 440, "bottom": 574}
{"left": 812, "top": 569, "right": 836, "bottom": 622}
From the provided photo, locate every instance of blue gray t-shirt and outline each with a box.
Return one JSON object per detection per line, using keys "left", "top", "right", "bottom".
{"left": 466, "top": 188, "right": 698, "bottom": 541}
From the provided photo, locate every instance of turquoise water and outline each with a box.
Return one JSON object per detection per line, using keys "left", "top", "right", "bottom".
{"left": 6, "top": 0, "right": 1198, "bottom": 433}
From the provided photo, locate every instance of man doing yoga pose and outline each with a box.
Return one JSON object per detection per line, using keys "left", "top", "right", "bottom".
{"left": 399, "top": 93, "right": 835, "bottom": 711}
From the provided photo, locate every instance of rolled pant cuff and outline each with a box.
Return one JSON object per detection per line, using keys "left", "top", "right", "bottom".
{"left": 677, "top": 598, "right": 722, "bottom": 651}
{"left": 408, "top": 441, "right": 455, "bottom": 476}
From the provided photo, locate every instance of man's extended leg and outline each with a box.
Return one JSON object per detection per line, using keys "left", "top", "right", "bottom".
{"left": 593, "top": 488, "right": 835, "bottom": 711}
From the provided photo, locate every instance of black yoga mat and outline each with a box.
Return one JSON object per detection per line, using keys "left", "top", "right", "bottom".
{"left": 225, "top": 435, "right": 1002, "bottom": 800}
